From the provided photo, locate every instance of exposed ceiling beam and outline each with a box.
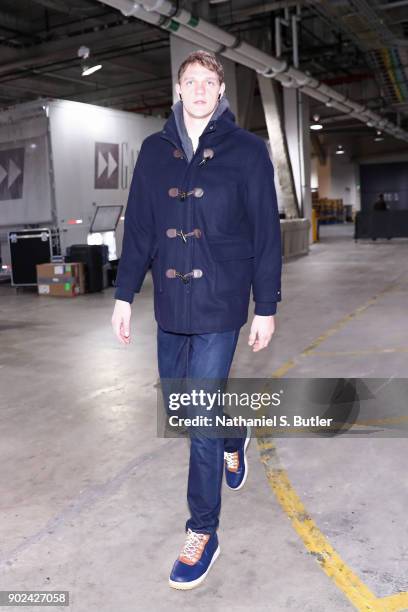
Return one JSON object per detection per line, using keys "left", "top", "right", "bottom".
{"left": 0, "top": 9, "right": 39, "bottom": 36}
{"left": 30, "top": 68, "right": 98, "bottom": 87}
{"left": 226, "top": 0, "right": 322, "bottom": 19}
{"left": 101, "top": 55, "right": 169, "bottom": 78}
{"left": 33, "top": 12, "right": 124, "bottom": 39}
{"left": 103, "top": 92, "right": 171, "bottom": 110}
{"left": 29, "top": 0, "right": 108, "bottom": 18}
{"left": 0, "top": 78, "right": 74, "bottom": 98}
{"left": 70, "top": 76, "right": 172, "bottom": 104}
{"left": 0, "top": 22, "right": 162, "bottom": 76}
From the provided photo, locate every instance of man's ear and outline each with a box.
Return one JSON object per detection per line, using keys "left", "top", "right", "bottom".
{"left": 175, "top": 83, "right": 181, "bottom": 98}
{"left": 219, "top": 82, "right": 226, "bottom": 98}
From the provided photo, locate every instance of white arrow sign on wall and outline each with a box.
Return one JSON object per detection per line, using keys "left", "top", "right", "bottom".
{"left": 8, "top": 158, "right": 22, "bottom": 188}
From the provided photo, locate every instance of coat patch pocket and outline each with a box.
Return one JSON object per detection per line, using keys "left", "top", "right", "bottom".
{"left": 207, "top": 238, "right": 254, "bottom": 296}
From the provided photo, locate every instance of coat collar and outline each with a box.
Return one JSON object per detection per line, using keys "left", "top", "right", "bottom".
{"left": 160, "top": 95, "right": 239, "bottom": 152}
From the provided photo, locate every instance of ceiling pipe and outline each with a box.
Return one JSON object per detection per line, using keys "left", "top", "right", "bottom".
{"left": 140, "top": 0, "right": 408, "bottom": 141}
{"left": 98, "top": 0, "right": 269, "bottom": 70}
{"left": 96, "top": 0, "right": 408, "bottom": 142}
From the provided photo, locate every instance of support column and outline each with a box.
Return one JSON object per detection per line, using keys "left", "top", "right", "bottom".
{"left": 257, "top": 74, "right": 299, "bottom": 219}
{"left": 283, "top": 87, "right": 312, "bottom": 235}
{"left": 300, "top": 91, "right": 312, "bottom": 233}
{"left": 237, "top": 64, "right": 256, "bottom": 130}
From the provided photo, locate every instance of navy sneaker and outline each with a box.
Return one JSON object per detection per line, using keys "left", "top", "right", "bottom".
{"left": 168, "top": 528, "right": 220, "bottom": 590}
{"left": 224, "top": 425, "right": 251, "bottom": 490}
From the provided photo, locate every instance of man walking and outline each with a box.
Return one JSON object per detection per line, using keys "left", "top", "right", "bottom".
{"left": 112, "top": 50, "right": 282, "bottom": 590}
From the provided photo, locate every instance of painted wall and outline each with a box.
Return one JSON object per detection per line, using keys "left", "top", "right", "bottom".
{"left": 315, "top": 146, "right": 359, "bottom": 210}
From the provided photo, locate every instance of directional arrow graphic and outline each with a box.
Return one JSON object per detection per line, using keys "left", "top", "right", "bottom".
{"left": 94, "top": 143, "right": 119, "bottom": 189}
{"left": 0, "top": 147, "right": 24, "bottom": 200}
{"left": 8, "top": 158, "right": 22, "bottom": 188}
{"left": 98, "top": 151, "right": 107, "bottom": 178}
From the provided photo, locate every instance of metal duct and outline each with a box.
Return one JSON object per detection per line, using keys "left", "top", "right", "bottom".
{"left": 96, "top": 0, "right": 408, "bottom": 143}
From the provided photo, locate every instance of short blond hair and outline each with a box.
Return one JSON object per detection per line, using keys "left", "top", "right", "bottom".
{"left": 178, "top": 50, "right": 224, "bottom": 84}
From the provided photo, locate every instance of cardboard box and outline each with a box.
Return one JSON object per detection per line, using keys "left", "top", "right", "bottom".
{"left": 36, "top": 262, "right": 85, "bottom": 297}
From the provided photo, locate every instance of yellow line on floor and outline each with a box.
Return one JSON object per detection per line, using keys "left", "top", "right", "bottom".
{"left": 257, "top": 438, "right": 380, "bottom": 611}
{"left": 258, "top": 438, "right": 408, "bottom": 611}
{"left": 271, "top": 282, "right": 400, "bottom": 377}
{"left": 356, "top": 416, "right": 408, "bottom": 427}
{"left": 259, "top": 281, "right": 408, "bottom": 611}
{"left": 378, "top": 592, "right": 408, "bottom": 611}
{"left": 308, "top": 348, "right": 408, "bottom": 357}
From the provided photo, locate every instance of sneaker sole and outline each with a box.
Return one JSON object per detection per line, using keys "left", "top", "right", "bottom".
{"left": 168, "top": 545, "right": 221, "bottom": 590}
{"left": 225, "top": 425, "right": 251, "bottom": 491}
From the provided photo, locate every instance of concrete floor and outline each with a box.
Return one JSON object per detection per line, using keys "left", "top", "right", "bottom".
{"left": 0, "top": 223, "right": 407, "bottom": 611}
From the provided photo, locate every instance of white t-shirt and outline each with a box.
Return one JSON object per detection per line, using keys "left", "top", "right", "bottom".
{"left": 191, "top": 135, "right": 199, "bottom": 153}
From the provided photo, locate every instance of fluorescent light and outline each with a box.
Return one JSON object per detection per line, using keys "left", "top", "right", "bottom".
{"left": 310, "top": 113, "right": 323, "bottom": 130}
{"left": 78, "top": 46, "right": 102, "bottom": 77}
{"left": 336, "top": 145, "right": 344, "bottom": 155}
{"left": 82, "top": 64, "right": 102, "bottom": 77}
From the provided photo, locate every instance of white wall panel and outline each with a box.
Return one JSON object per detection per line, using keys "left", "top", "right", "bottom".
{"left": 48, "top": 99, "right": 164, "bottom": 254}
{"left": 0, "top": 117, "right": 51, "bottom": 226}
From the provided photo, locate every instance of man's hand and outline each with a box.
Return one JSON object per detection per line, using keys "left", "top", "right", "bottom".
{"left": 111, "top": 299, "right": 131, "bottom": 345}
{"left": 248, "top": 315, "right": 276, "bottom": 352}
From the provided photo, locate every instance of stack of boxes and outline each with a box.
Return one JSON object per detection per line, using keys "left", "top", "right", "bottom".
{"left": 36, "top": 262, "right": 85, "bottom": 297}
{"left": 312, "top": 197, "right": 344, "bottom": 224}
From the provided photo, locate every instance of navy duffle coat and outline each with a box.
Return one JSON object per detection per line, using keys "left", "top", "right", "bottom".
{"left": 114, "top": 101, "right": 282, "bottom": 334}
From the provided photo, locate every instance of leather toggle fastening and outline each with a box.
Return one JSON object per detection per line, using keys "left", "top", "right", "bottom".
{"left": 166, "top": 268, "right": 203, "bottom": 283}
{"left": 173, "top": 148, "right": 184, "bottom": 159}
{"left": 166, "top": 228, "right": 202, "bottom": 242}
{"left": 168, "top": 187, "right": 204, "bottom": 199}
{"left": 199, "top": 148, "right": 215, "bottom": 166}
{"left": 168, "top": 187, "right": 179, "bottom": 198}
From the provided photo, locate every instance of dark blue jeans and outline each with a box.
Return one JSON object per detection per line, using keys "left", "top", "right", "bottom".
{"left": 157, "top": 324, "right": 245, "bottom": 536}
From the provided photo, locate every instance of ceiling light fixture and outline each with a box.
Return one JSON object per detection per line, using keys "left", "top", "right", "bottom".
{"left": 310, "top": 113, "right": 323, "bottom": 130}
{"left": 336, "top": 144, "right": 345, "bottom": 155}
{"left": 78, "top": 45, "right": 102, "bottom": 77}
{"left": 374, "top": 130, "right": 384, "bottom": 142}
